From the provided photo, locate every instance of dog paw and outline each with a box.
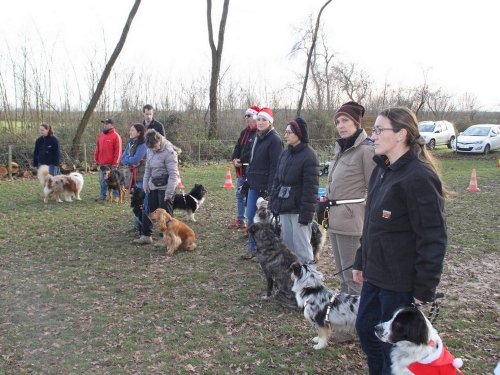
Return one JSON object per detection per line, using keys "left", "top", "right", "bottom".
{"left": 313, "top": 341, "right": 327, "bottom": 350}
{"left": 312, "top": 336, "right": 319, "bottom": 344}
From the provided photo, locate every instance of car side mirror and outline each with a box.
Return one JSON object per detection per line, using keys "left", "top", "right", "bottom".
{"left": 434, "top": 130, "right": 440, "bottom": 133}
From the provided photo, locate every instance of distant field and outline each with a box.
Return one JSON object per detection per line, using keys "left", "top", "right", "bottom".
{"left": 0, "top": 158, "right": 498, "bottom": 373}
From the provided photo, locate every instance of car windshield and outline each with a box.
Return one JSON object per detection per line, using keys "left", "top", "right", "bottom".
{"left": 463, "top": 127, "right": 490, "bottom": 136}
{"left": 418, "top": 124, "right": 435, "bottom": 133}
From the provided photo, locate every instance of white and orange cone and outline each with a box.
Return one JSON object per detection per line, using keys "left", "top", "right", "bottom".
{"left": 466, "top": 168, "right": 480, "bottom": 192}
{"left": 223, "top": 167, "right": 234, "bottom": 189}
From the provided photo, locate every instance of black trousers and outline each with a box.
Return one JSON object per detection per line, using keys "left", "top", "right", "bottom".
{"left": 141, "top": 189, "right": 173, "bottom": 236}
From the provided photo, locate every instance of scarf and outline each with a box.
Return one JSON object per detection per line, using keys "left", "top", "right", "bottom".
{"left": 336, "top": 128, "right": 362, "bottom": 152}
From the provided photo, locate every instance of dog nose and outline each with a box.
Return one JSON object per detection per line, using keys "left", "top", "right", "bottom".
{"left": 374, "top": 324, "right": 384, "bottom": 336}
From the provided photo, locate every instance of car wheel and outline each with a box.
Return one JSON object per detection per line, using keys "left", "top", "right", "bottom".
{"left": 447, "top": 136, "right": 455, "bottom": 149}
{"left": 483, "top": 144, "right": 491, "bottom": 155}
{"left": 427, "top": 139, "right": 436, "bottom": 150}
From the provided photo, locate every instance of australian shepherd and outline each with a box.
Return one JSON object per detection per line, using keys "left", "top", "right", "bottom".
{"left": 173, "top": 184, "right": 207, "bottom": 221}
{"left": 291, "top": 262, "right": 359, "bottom": 350}
{"left": 37, "top": 165, "right": 84, "bottom": 203}
{"left": 375, "top": 307, "right": 464, "bottom": 375}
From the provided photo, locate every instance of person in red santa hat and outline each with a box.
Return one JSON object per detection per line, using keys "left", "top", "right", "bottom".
{"left": 226, "top": 105, "right": 260, "bottom": 230}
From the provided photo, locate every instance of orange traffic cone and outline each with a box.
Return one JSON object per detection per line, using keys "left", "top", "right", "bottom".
{"left": 466, "top": 168, "right": 480, "bottom": 192}
{"left": 223, "top": 167, "right": 235, "bottom": 189}
{"left": 177, "top": 170, "right": 184, "bottom": 189}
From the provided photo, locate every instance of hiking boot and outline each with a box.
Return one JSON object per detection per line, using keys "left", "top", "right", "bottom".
{"left": 95, "top": 196, "right": 106, "bottom": 202}
{"left": 241, "top": 252, "right": 255, "bottom": 260}
{"left": 226, "top": 219, "right": 246, "bottom": 229}
{"left": 132, "top": 235, "right": 153, "bottom": 245}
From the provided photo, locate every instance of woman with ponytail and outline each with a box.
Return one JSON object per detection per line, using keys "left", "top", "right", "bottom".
{"left": 352, "top": 107, "right": 449, "bottom": 375}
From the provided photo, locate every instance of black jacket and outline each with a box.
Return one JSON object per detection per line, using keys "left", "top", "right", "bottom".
{"left": 231, "top": 127, "right": 257, "bottom": 177}
{"left": 246, "top": 129, "right": 283, "bottom": 193}
{"left": 271, "top": 143, "right": 319, "bottom": 224}
{"left": 33, "top": 135, "right": 61, "bottom": 167}
{"left": 353, "top": 151, "right": 447, "bottom": 302}
{"left": 144, "top": 119, "right": 166, "bottom": 137}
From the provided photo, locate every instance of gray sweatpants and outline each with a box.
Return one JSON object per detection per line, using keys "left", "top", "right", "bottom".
{"left": 280, "top": 214, "right": 313, "bottom": 264}
{"left": 328, "top": 231, "right": 361, "bottom": 295}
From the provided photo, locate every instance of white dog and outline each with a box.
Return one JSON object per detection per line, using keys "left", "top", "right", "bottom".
{"left": 37, "top": 165, "right": 84, "bottom": 203}
{"left": 375, "top": 307, "right": 464, "bottom": 375}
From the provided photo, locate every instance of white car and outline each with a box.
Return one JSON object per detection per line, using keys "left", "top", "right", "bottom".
{"left": 452, "top": 124, "right": 500, "bottom": 154}
{"left": 418, "top": 121, "right": 456, "bottom": 150}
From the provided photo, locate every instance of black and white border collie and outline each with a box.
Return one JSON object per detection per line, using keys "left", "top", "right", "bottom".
{"left": 375, "top": 307, "right": 464, "bottom": 375}
{"left": 173, "top": 184, "right": 207, "bottom": 222}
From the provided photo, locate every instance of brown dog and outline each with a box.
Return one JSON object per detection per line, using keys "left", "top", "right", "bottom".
{"left": 148, "top": 208, "right": 197, "bottom": 255}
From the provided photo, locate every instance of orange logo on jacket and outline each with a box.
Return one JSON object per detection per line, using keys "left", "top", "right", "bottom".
{"left": 382, "top": 210, "right": 391, "bottom": 219}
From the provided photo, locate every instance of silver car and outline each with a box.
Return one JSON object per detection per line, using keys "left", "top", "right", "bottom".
{"left": 418, "top": 121, "right": 456, "bottom": 150}
{"left": 453, "top": 124, "right": 500, "bottom": 155}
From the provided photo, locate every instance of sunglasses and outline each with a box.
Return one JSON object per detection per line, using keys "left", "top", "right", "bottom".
{"left": 244, "top": 114, "right": 252, "bottom": 118}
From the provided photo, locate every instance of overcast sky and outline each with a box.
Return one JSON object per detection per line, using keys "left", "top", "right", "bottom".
{"left": 1, "top": 0, "right": 498, "bottom": 109}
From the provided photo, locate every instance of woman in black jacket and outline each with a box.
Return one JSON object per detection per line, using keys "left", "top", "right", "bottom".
{"left": 353, "top": 107, "right": 449, "bottom": 375}
{"left": 33, "top": 123, "right": 61, "bottom": 175}
{"left": 271, "top": 117, "right": 319, "bottom": 264}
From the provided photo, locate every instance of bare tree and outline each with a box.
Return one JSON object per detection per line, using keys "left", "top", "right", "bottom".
{"left": 296, "top": 0, "right": 333, "bottom": 118}
{"left": 70, "top": 0, "right": 141, "bottom": 158}
{"left": 332, "top": 62, "right": 371, "bottom": 103}
{"left": 206, "top": 0, "right": 230, "bottom": 139}
{"left": 458, "top": 92, "right": 479, "bottom": 122}
{"left": 426, "top": 88, "right": 455, "bottom": 119}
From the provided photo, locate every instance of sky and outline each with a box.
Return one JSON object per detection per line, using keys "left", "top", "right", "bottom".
{"left": 1, "top": 0, "right": 499, "bottom": 110}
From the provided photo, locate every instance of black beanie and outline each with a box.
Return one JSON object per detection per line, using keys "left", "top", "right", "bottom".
{"left": 289, "top": 117, "right": 309, "bottom": 143}
{"left": 335, "top": 101, "right": 365, "bottom": 127}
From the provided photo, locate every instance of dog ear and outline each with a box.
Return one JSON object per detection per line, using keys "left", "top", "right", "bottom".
{"left": 290, "top": 261, "right": 302, "bottom": 275}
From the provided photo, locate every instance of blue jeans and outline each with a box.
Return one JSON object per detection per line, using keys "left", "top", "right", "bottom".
{"left": 141, "top": 189, "right": 173, "bottom": 236}
{"left": 236, "top": 177, "right": 246, "bottom": 222}
{"left": 355, "top": 281, "right": 413, "bottom": 375}
{"left": 99, "top": 169, "right": 118, "bottom": 198}
{"left": 246, "top": 188, "right": 259, "bottom": 254}
{"left": 133, "top": 181, "right": 143, "bottom": 230}
{"left": 48, "top": 165, "right": 60, "bottom": 176}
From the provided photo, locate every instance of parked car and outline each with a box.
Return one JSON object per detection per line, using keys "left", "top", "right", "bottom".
{"left": 452, "top": 124, "right": 500, "bottom": 155}
{"left": 318, "top": 161, "right": 330, "bottom": 176}
{"left": 418, "top": 120, "right": 457, "bottom": 150}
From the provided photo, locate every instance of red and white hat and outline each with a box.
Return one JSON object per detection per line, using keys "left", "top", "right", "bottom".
{"left": 257, "top": 107, "right": 274, "bottom": 124}
{"left": 245, "top": 105, "right": 260, "bottom": 119}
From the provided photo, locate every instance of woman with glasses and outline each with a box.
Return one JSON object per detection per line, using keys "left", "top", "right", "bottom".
{"left": 326, "top": 101, "right": 376, "bottom": 296}
{"left": 353, "top": 107, "right": 449, "bottom": 375}
{"left": 270, "top": 118, "right": 319, "bottom": 267}
{"left": 243, "top": 107, "right": 283, "bottom": 259}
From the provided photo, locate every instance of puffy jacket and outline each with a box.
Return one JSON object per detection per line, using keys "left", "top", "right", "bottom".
{"left": 121, "top": 139, "right": 147, "bottom": 182}
{"left": 271, "top": 143, "right": 319, "bottom": 224}
{"left": 326, "top": 130, "right": 376, "bottom": 235}
{"left": 143, "top": 137, "right": 179, "bottom": 197}
{"left": 33, "top": 135, "right": 60, "bottom": 167}
{"left": 353, "top": 151, "right": 447, "bottom": 302}
{"left": 246, "top": 128, "right": 283, "bottom": 193}
{"left": 94, "top": 128, "right": 122, "bottom": 167}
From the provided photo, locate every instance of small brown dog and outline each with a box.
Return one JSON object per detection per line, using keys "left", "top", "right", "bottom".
{"left": 148, "top": 208, "right": 197, "bottom": 255}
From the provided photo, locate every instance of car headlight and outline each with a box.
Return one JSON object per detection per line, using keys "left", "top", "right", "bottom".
{"left": 470, "top": 140, "right": 484, "bottom": 145}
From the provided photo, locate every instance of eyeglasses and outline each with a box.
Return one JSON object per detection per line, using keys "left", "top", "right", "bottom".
{"left": 244, "top": 114, "right": 252, "bottom": 118}
{"left": 371, "top": 127, "right": 396, "bottom": 135}
{"left": 284, "top": 130, "right": 294, "bottom": 135}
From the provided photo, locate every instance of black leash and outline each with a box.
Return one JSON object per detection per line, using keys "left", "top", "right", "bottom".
{"left": 333, "top": 264, "right": 353, "bottom": 276}
{"left": 411, "top": 292, "right": 444, "bottom": 324}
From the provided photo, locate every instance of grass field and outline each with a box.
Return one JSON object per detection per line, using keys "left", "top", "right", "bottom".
{"left": 0, "top": 155, "right": 498, "bottom": 374}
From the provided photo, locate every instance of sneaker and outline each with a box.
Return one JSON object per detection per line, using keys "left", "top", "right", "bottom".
{"left": 226, "top": 219, "right": 246, "bottom": 229}
{"left": 132, "top": 235, "right": 153, "bottom": 245}
{"left": 113, "top": 197, "right": 120, "bottom": 203}
{"left": 95, "top": 196, "right": 106, "bottom": 201}
{"left": 153, "top": 240, "right": 164, "bottom": 248}
{"left": 241, "top": 253, "right": 254, "bottom": 260}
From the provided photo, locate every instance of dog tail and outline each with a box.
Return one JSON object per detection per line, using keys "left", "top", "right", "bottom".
{"left": 37, "top": 165, "right": 51, "bottom": 185}
{"left": 311, "top": 221, "right": 326, "bottom": 262}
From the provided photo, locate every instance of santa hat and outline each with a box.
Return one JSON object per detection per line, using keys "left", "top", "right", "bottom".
{"left": 257, "top": 108, "right": 273, "bottom": 124}
{"left": 408, "top": 338, "right": 464, "bottom": 375}
{"left": 289, "top": 117, "right": 309, "bottom": 143}
{"left": 335, "top": 101, "right": 365, "bottom": 127}
{"left": 245, "top": 105, "right": 261, "bottom": 119}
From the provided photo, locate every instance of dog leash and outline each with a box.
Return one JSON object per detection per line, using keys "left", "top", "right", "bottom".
{"left": 333, "top": 264, "right": 353, "bottom": 276}
{"left": 411, "top": 292, "right": 444, "bottom": 324}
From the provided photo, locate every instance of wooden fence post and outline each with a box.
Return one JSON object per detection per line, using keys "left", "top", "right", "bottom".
{"left": 8, "top": 145, "right": 12, "bottom": 180}
{"left": 83, "top": 144, "right": 88, "bottom": 172}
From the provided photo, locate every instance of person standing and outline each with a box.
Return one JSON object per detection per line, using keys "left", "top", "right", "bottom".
{"left": 226, "top": 105, "right": 260, "bottom": 230}
{"left": 326, "top": 101, "right": 376, "bottom": 295}
{"left": 353, "top": 107, "right": 448, "bottom": 375}
{"left": 271, "top": 117, "right": 319, "bottom": 264}
{"left": 133, "top": 129, "right": 179, "bottom": 245}
{"left": 143, "top": 104, "right": 166, "bottom": 136}
{"left": 94, "top": 118, "right": 122, "bottom": 201}
{"left": 244, "top": 107, "right": 283, "bottom": 259}
{"left": 33, "top": 123, "right": 61, "bottom": 176}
